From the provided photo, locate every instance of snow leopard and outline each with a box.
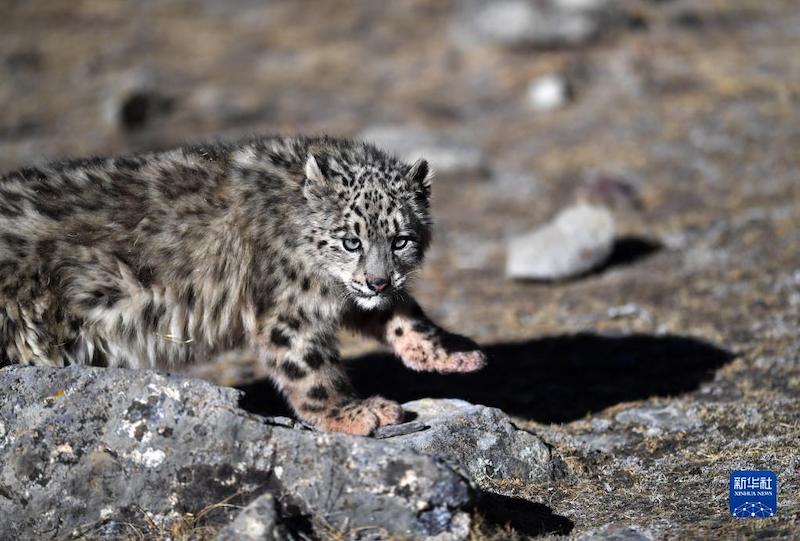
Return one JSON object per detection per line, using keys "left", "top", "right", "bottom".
{"left": 0, "top": 135, "right": 486, "bottom": 435}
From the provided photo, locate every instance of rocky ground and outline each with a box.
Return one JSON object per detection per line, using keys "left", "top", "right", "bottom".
{"left": 1, "top": 0, "right": 799, "bottom": 539}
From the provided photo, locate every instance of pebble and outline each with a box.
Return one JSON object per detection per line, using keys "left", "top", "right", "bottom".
{"left": 506, "top": 203, "right": 615, "bottom": 280}
{"left": 526, "top": 74, "right": 572, "bottom": 112}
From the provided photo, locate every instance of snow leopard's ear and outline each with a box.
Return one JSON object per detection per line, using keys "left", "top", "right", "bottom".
{"left": 408, "top": 159, "right": 433, "bottom": 204}
{"left": 303, "top": 153, "right": 329, "bottom": 203}
{"left": 304, "top": 153, "right": 325, "bottom": 184}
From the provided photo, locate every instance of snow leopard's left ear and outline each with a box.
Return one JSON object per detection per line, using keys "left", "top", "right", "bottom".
{"left": 408, "top": 159, "right": 433, "bottom": 204}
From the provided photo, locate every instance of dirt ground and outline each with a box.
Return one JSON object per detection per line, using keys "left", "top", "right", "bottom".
{"left": 1, "top": 1, "right": 798, "bottom": 539}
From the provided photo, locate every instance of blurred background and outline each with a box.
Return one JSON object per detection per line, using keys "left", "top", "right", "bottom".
{"left": 3, "top": 0, "right": 797, "bottom": 345}
{"left": 2, "top": 1, "right": 799, "bottom": 536}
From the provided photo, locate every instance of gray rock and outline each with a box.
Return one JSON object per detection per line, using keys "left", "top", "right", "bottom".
{"left": 572, "top": 432, "right": 631, "bottom": 452}
{"left": 216, "top": 493, "right": 286, "bottom": 541}
{"left": 0, "top": 366, "right": 472, "bottom": 541}
{"left": 454, "top": 0, "right": 619, "bottom": 49}
{"left": 394, "top": 399, "right": 558, "bottom": 490}
{"left": 360, "top": 125, "right": 486, "bottom": 175}
{"left": 615, "top": 404, "right": 701, "bottom": 435}
{"left": 506, "top": 203, "right": 615, "bottom": 280}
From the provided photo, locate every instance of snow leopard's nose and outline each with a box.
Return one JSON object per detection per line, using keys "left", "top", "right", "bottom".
{"left": 366, "top": 275, "right": 389, "bottom": 293}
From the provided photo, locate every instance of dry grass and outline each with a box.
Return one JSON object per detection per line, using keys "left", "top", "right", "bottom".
{"left": 69, "top": 493, "right": 243, "bottom": 541}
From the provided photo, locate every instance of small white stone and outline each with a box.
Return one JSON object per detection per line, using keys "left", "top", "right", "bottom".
{"left": 506, "top": 203, "right": 615, "bottom": 280}
{"left": 526, "top": 74, "right": 571, "bottom": 112}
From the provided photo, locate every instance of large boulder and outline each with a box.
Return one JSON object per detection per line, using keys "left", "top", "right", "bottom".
{"left": 0, "top": 366, "right": 472, "bottom": 540}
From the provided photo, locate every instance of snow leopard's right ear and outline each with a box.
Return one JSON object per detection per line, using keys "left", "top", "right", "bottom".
{"left": 408, "top": 159, "right": 433, "bottom": 204}
{"left": 303, "top": 153, "right": 328, "bottom": 203}
{"left": 304, "top": 153, "right": 324, "bottom": 184}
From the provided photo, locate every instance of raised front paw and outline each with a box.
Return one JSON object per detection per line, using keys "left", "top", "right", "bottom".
{"left": 317, "top": 396, "right": 404, "bottom": 436}
{"left": 402, "top": 343, "right": 486, "bottom": 373}
{"left": 392, "top": 325, "right": 487, "bottom": 373}
{"left": 437, "top": 348, "right": 487, "bottom": 373}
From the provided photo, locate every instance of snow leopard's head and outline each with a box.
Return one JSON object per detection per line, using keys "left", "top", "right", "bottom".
{"left": 303, "top": 140, "right": 433, "bottom": 310}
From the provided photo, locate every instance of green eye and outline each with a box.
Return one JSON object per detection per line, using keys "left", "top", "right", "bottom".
{"left": 392, "top": 236, "right": 412, "bottom": 251}
{"left": 342, "top": 238, "right": 362, "bottom": 252}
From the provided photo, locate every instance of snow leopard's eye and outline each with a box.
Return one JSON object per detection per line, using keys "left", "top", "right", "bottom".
{"left": 342, "top": 238, "right": 362, "bottom": 252}
{"left": 391, "top": 236, "right": 413, "bottom": 251}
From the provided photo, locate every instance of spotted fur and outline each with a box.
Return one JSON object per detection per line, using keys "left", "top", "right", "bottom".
{"left": 0, "top": 135, "right": 486, "bottom": 435}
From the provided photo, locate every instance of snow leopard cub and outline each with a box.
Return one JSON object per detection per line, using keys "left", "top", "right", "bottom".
{"left": 0, "top": 135, "right": 485, "bottom": 435}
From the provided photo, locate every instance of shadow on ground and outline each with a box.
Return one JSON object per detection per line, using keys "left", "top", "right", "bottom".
{"left": 597, "top": 236, "right": 662, "bottom": 274}
{"left": 473, "top": 492, "right": 574, "bottom": 537}
{"left": 239, "top": 333, "right": 734, "bottom": 424}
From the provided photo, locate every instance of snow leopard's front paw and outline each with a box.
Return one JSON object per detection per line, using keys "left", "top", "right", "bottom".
{"left": 401, "top": 342, "right": 486, "bottom": 373}
{"left": 437, "top": 348, "right": 487, "bottom": 373}
{"left": 391, "top": 323, "right": 487, "bottom": 374}
{"left": 317, "top": 396, "right": 404, "bottom": 436}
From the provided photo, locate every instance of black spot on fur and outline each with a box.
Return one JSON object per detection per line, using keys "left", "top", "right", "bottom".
{"left": 0, "top": 191, "right": 25, "bottom": 217}
{"left": 270, "top": 328, "right": 291, "bottom": 348}
{"left": 35, "top": 203, "right": 72, "bottom": 221}
{"left": 283, "top": 317, "right": 301, "bottom": 331}
{"left": 211, "top": 299, "right": 225, "bottom": 323}
{"left": 300, "top": 403, "right": 326, "bottom": 413}
{"left": 34, "top": 238, "right": 56, "bottom": 257}
{"left": 94, "top": 286, "right": 123, "bottom": 308}
{"left": 184, "top": 285, "right": 196, "bottom": 310}
{"left": 412, "top": 323, "right": 430, "bottom": 334}
{"left": 395, "top": 327, "right": 404, "bottom": 336}
{"left": 113, "top": 156, "right": 146, "bottom": 171}
{"left": 14, "top": 167, "right": 48, "bottom": 182}
{"left": 143, "top": 301, "right": 166, "bottom": 329}
{"left": 0, "top": 260, "right": 19, "bottom": 276}
{"left": 281, "top": 361, "right": 307, "bottom": 380}
{"left": 136, "top": 266, "right": 155, "bottom": 288}
{"left": 307, "top": 385, "right": 328, "bottom": 400}
{"left": 2, "top": 233, "right": 28, "bottom": 257}
{"left": 304, "top": 350, "right": 325, "bottom": 369}
{"left": 252, "top": 280, "right": 274, "bottom": 316}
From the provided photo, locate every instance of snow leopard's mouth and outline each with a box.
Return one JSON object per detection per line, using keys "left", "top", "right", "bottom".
{"left": 348, "top": 283, "right": 393, "bottom": 309}
{"left": 348, "top": 281, "right": 389, "bottom": 298}
{"left": 350, "top": 288, "right": 384, "bottom": 299}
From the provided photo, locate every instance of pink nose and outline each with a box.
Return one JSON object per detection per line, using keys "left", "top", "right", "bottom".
{"left": 366, "top": 276, "right": 389, "bottom": 293}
